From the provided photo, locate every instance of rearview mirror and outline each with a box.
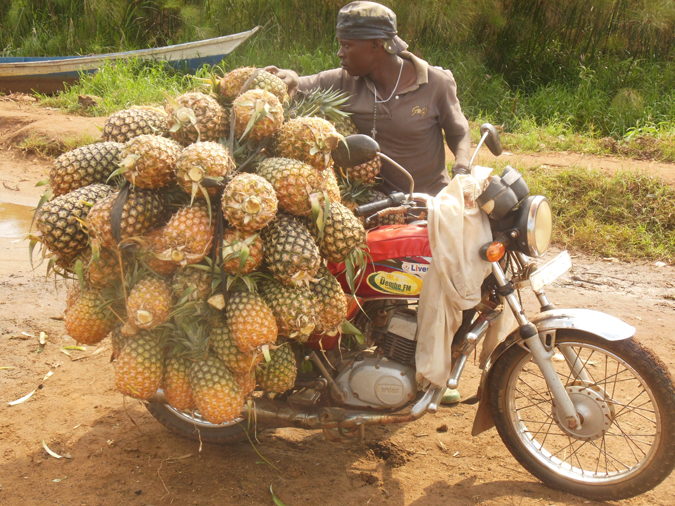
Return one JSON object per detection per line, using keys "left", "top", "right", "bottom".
{"left": 331, "top": 134, "right": 380, "bottom": 168}
{"left": 480, "top": 123, "right": 502, "bottom": 156}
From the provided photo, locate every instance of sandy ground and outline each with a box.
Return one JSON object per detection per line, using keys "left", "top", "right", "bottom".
{"left": 2, "top": 97, "right": 675, "bottom": 506}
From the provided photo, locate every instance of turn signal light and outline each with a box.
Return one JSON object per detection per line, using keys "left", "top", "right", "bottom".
{"left": 486, "top": 242, "right": 506, "bottom": 262}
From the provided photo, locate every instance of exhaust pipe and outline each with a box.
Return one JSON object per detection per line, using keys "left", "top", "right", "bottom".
{"left": 148, "top": 391, "right": 413, "bottom": 430}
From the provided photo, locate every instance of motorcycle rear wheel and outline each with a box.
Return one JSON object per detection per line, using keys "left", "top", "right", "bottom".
{"left": 489, "top": 331, "right": 675, "bottom": 501}
{"left": 145, "top": 397, "right": 250, "bottom": 445}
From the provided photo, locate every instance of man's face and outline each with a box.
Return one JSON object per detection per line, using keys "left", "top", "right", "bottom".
{"left": 337, "top": 38, "right": 379, "bottom": 76}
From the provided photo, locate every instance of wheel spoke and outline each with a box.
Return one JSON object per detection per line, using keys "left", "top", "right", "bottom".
{"left": 588, "top": 438, "right": 631, "bottom": 472}
{"left": 612, "top": 395, "right": 657, "bottom": 423}
{"left": 503, "top": 338, "right": 662, "bottom": 486}
{"left": 515, "top": 395, "right": 553, "bottom": 412}
{"left": 611, "top": 419, "right": 650, "bottom": 459}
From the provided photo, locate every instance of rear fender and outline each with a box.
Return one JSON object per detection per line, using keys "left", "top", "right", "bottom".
{"left": 471, "top": 309, "right": 635, "bottom": 436}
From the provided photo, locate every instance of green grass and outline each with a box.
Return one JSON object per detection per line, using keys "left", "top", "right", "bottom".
{"left": 516, "top": 166, "right": 675, "bottom": 262}
{"left": 16, "top": 131, "right": 97, "bottom": 157}
{"left": 37, "top": 59, "right": 199, "bottom": 116}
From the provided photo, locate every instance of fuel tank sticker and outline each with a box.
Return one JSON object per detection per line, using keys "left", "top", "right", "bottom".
{"left": 367, "top": 271, "right": 424, "bottom": 295}
{"left": 401, "top": 258, "right": 432, "bottom": 278}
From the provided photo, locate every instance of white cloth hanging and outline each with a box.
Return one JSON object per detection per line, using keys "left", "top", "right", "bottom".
{"left": 415, "top": 167, "right": 516, "bottom": 388}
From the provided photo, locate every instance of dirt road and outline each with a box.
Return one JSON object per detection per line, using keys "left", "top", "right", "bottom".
{"left": 2, "top": 97, "right": 675, "bottom": 506}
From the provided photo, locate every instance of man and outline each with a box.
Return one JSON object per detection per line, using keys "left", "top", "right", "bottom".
{"left": 268, "top": 0, "right": 472, "bottom": 196}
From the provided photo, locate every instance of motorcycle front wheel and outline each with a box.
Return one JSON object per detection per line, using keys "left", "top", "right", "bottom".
{"left": 144, "top": 397, "right": 251, "bottom": 445}
{"left": 489, "top": 331, "right": 675, "bottom": 501}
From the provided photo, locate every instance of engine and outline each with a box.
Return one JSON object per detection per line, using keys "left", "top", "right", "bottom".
{"left": 334, "top": 310, "right": 418, "bottom": 409}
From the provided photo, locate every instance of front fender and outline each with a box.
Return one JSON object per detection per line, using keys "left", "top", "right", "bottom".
{"left": 471, "top": 309, "right": 635, "bottom": 436}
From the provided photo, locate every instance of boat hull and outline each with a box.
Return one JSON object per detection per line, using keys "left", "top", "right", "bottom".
{"left": 0, "top": 28, "right": 258, "bottom": 95}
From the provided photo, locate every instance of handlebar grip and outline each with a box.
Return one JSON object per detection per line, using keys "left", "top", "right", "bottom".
{"left": 353, "top": 192, "right": 406, "bottom": 217}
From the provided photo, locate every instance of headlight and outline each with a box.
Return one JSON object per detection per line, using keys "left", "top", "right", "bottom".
{"left": 514, "top": 195, "right": 552, "bottom": 257}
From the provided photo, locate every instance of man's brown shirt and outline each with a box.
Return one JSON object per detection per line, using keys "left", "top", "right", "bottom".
{"left": 298, "top": 52, "right": 470, "bottom": 195}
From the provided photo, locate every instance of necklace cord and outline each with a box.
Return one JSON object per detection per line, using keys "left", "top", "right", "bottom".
{"left": 371, "top": 57, "right": 404, "bottom": 139}
{"left": 373, "top": 56, "right": 404, "bottom": 104}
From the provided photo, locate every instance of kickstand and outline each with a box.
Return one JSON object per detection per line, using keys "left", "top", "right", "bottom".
{"left": 323, "top": 423, "right": 366, "bottom": 444}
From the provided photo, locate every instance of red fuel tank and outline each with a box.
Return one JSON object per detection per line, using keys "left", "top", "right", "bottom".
{"left": 329, "top": 224, "right": 432, "bottom": 299}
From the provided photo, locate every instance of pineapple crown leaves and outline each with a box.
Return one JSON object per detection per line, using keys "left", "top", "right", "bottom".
{"left": 341, "top": 246, "right": 373, "bottom": 303}
{"left": 337, "top": 172, "right": 373, "bottom": 205}
{"left": 285, "top": 86, "right": 352, "bottom": 122}
{"left": 340, "top": 319, "right": 365, "bottom": 344}
{"left": 191, "top": 73, "right": 221, "bottom": 95}
{"left": 173, "top": 261, "right": 219, "bottom": 301}
{"left": 164, "top": 310, "right": 213, "bottom": 361}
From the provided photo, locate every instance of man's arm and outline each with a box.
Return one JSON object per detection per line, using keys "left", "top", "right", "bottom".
{"left": 436, "top": 68, "right": 472, "bottom": 177}
{"left": 446, "top": 128, "right": 472, "bottom": 177}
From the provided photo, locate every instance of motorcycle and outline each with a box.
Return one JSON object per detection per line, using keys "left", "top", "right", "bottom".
{"left": 145, "top": 124, "right": 675, "bottom": 501}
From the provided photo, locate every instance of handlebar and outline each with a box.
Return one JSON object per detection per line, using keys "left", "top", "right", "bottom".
{"left": 353, "top": 192, "right": 407, "bottom": 217}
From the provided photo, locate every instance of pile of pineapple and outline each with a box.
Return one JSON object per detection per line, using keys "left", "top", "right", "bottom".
{"left": 30, "top": 67, "right": 386, "bottom": 424}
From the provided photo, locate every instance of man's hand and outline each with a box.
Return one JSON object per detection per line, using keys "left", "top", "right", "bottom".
{"left": 451, "top": 163, "right": 469, "bottom": 179}
{"left": 264, "top": 66, "right": 300, "bottom": 97}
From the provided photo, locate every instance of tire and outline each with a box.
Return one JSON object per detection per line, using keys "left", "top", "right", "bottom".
{"left": 489, "top": 331, "right": 675, "bottom": 501}
{"left": 145, "top": 399, "right": 251, "bottom": 445}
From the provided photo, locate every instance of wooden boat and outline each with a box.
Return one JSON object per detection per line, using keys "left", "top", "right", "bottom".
{"left": 0, "top": 26, "right": 259, "bottom": 95}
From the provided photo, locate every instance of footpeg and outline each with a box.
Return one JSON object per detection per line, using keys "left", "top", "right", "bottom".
{"left": 412, "top": 386, "right": 444, "bottom": 418}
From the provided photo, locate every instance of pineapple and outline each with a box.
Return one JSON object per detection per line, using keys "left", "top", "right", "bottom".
{"left": 49, "top": 142, "right": 123, "bottom": 196}
{"left": 275, "top": 117, "right": 342, "bottom": 172}
{"left": 85, "top": 247, "right": 123, "bottom": 288}
{"left": 332, "top": 116, "right": 359, "bottom": 137}
{"left": 163, "top": 354, "right": 197, "bottom": 410}
{"left": 86, "top": 188, "right": 164, "bottom": 250}
{"left": 165, "top": 92, "right": 228, "bottom": 146}
{"left": 114, "top": 330, "right": 164, "bottom": 399}
{"left": 118, "top": 134, "right": 182, "bottom": 189}
{"left": 110, "top": 322, "right": 129, "bottom": 361}
{"left": 103, "top": 107, "right": 169, "bottom": 143}
{"left": 232, "top": 89, "right": 284, "bottom": 142}
{"left": 35, "top": 183, "right": 116, "bottom": 257}
{"left": 219, "top": 67, "right": 288, "bottom": 102}
{"left": 235, "top": 369, "right": 257, "bottom": 397}
{"left": 261, "top": 214, "right": 321, "bottom": 286}
{"left": 310, "top": 266, "right": 348, "bottom": 335}
{"left": 222, "top": 173, "right": 278, "bottom": 232}
{"left": 323, "top": 168, "right": 342, "bottom": 204}
{"left": 259, "top": 279, "right": 318, "bottom": 340}
{"left": 162, "top": 202, "right": 215, "bottom": 266}
{"left": 257, "top": 157, "right": 327, "bottom": 216}
{"left": 225, "top": 290, "right": 278, "bottom": 353}
{"left": 175, "top": 142, "right": 234, "bottom": 200}
{"left": 256, "top": 343, "right": 297, "bottom": 394}
{"left": 64, "top": 286, "right": 116, "bottom": 345}
{"left": 218, "top": 66, "right": 256, "bottom": 101}
{"left": 209, "top": 318, "right": 262, "bottom": 374}
{"left": 306, "top": 201, "right": 366, "bottom": 263}
{"left": 123, "top": 275, "right": 172, "bottom": 335}
{"left": 135, "top": 227, "right": 179, "bottom": 276}
{"left": 189, "top": 353, "right": 243, "bottom": 424}
{"left": 220, "top": 228, "right": 263, "bottom": 275}
{"left": 339, "top": 154, "right": 381, "bottom": 184}
{"left": 172, "top": 265, "right": 212, "bottom": 302}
